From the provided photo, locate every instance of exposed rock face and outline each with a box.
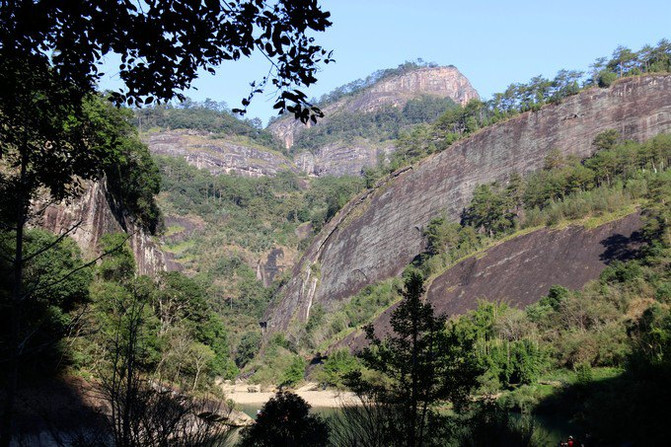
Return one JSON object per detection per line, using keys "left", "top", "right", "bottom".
{"left": 294, "top": 141, "right": 395, "bottom": 177}
{"left": 265, "top": 75, "right": 671, "bottom": 333}
{"left": 268, "top": 66, "right": 480, "bottom": 150}
{"left": 256, "top": 247, "right": 298, "bottom": 287}
{"left": 145, "top": 129, "right": 295, "bottom": 177}
{"left": 341, "top": 213, "right": 643, "bottom": 351}
{"left": 39, "top": 181, "right": 174, "bottom": 276}
{"left": 148, "top": 68, "right": 478, "bottom": 178}
{"left": 163, "top": 215, "right": 206, "bottom": 246}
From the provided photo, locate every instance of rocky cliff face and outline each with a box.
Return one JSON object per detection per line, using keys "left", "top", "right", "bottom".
{"left": 39, "top": 181, "right": 174, "bottom": 276}
{"left": 340, "top": 213, "right": 642, "bottom": 351}
{"left": 145, "top": 129, "right": 295, "bottom": 177}
{"left": 265, "top": 75, "right": 671, "bottom": 332}
{"left": 148, "top": 68, "right": 478, "bottom": 178}
{"left": 268, "top": 66, "right": 479, "bottom": 150}
{"left": 294, "top": 141, "right": 395, "bottom": 177}
{"left": 256, "top": 247, "right": 298, "bottom": 287}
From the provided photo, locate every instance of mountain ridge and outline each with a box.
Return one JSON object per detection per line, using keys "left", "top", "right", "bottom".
{"left": 142, "top": 65, "right": 478, "bottom": 178}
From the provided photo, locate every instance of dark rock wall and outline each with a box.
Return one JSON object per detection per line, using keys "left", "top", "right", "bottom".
{"left": 340, "top": 213, "right": 642, "bottom": 351}
{"left": 266, "top": 75, "right": 671, "bottom": 332}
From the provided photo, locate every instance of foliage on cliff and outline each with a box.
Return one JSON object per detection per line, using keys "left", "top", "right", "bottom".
{"left": 416, "top": 132, "right": 670, "bottom": 278}
{"left": 442, "top": 167, "right": 671, "bottom": 445}
{"left": 136, "top": 99, "right": 282, "bottom": 152}
{"left": 374, "top": 40, "right": 671, "bottom": 174}
{"left": 86, "top": 97, "right": 163, "bottom": 234}
{"left": 75, "top": 234, "right": 237, "bottom": 387}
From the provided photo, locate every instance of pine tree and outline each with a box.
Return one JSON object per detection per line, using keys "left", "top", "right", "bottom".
{"left": 345, "top": 271, "right": 480, "bottom": 447}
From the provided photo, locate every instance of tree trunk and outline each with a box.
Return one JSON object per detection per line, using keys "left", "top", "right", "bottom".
{"left": 1, "top": 148, "right": 29, "bottom": 447}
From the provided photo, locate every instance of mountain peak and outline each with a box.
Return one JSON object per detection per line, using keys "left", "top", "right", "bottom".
{"left": 268, "top": 65, "right": 479, "bottom": 149}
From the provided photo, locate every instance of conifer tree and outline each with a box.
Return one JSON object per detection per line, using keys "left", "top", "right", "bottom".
{"left": 345, "top": 271, "right": 480, "bottom": 447}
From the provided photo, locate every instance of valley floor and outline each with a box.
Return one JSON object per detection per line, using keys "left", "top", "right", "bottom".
{"left": 222, "top": 381, "right": 358, "bottom": 408}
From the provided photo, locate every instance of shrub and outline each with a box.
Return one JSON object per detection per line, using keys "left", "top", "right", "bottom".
{"left": 598, "top": 71, "right": 618, "bottom": 88}
{"left": 281, "top": 356, "right": 306, "bottom": 388}
{"left": 238, "top": 391, "right": 329, "bottom": 447}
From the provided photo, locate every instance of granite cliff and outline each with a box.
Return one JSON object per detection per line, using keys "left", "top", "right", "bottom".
{"left": 293, "top": 140, "right": 395, "bottom": 177}
{"left": 265, "top": 75, "right": 671, "bottom": 333}
{"left": 267, "top": 66, "right": 479, "bottom": 176}
{"left": 145, "top": 129, "right": 295, "bottom": 177}
{"left": 38, "top": 180, "right": 174, "bottom": 277}
{"left": 340, "top": 213, "right": 642, "bottom": 351}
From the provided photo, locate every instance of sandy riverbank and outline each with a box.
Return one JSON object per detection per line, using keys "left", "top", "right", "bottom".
{"left": 222, "top": 382, "right": 359, "bottom": 408}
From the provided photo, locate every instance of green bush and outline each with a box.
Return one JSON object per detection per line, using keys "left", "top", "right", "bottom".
{"left": 313, "top": 349, "right": 359, "bottom": 389}
{"left": 281, "top": 355, "right": 306, "bottom": 388}
{"left": 598, "top": 70, "right": 618, "bottom": 88}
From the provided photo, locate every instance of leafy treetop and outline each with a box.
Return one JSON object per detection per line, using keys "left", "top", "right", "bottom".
{"left": 0, "top": 0, "right": 333, "bottom": 122}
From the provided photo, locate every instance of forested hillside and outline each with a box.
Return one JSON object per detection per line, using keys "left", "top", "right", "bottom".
{"left": 155, "top": 155, "right": 364, "bottom": 348}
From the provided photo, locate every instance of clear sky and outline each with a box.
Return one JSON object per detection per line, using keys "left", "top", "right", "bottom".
{"left": 98, "top": 0, "right": 671, "bottom": 125}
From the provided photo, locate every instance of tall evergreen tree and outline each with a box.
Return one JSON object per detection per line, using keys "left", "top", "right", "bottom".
{"left": 345, "top": 271, "right": 480, "bottom": 447}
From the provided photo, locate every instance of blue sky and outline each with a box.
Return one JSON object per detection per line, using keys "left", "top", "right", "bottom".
{"left": 98, "top": 0, "right": 671, "bottom": 125}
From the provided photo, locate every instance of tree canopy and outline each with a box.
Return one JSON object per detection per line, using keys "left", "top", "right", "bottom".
{"left": 239, "top": 391, "right": 329, "bottom": 447}
{"left": 344, "top": 272, "right": 480, "bottom": 446}
{"left": 0, "top": 0, "right": 333, "bottom": 120}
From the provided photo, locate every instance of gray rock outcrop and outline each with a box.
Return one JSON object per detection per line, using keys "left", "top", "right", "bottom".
{"left": 39, "top": 180, "right": 174, "bottom": 276}
{"left": 146, "top": 130, "right": 295, "bottom": 177}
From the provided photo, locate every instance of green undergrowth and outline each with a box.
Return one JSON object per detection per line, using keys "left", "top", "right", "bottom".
{"left": 304, "top": 278, "right": 404, "bottom": 352}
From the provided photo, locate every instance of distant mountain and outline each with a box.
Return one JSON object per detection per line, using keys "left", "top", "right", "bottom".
{"left": 269, "top": 65, "right": 479, "bottom": 148}
{"left": 138, "top": 65, "right": 478, "bottom": 178}
{"left": 267, "top": 65, "right": 479, "bottom": 176}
